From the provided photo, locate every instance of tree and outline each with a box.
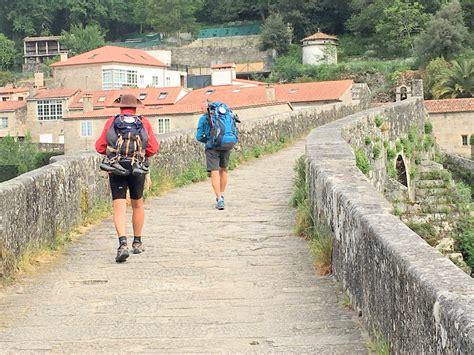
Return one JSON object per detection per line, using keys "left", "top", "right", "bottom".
{"left": 260, "top": 13, "right": 292, "bottom": 56}
{"left": 422, "top": 57, "right": 450, "bottom": 99}
{"left": 414, "top": 0, "right": 469, "bottom": 65}
{"left": 346, "top": 0, "right": 392, "bottom": 36}
{"left": 375, "top": 1, "right": 429, "bottom": 57}
{"left": 431, "top": 59, "right": 473, "bottom": 99}
{"left": 60, "top": 24, "right": 106, "bottom": 55}
{"left": 0, "top": 33, "right": 16, "bottom": 70}
{"left": 144, "top": 0, "right": 201, "bottom": 37}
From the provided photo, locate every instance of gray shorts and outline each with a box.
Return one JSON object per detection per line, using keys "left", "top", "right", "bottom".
{"left": 205, "top": 149, "right": 231, "bottom": 171}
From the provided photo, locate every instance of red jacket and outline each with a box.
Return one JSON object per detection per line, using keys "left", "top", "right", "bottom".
{"left": 95, "top": 109, "right": 159, "bottom": 157}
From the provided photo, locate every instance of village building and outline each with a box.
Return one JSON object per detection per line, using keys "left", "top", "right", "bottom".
{"left": 0, "top": 101, "right": 28, "bottom": 139}
{"left": 50, "top": 46, "right": 187, "bottom": 91}
{"left": 302, "top": 31, "right": 338, "bottom": 66}
{"left": 0, "top": 87, "right": 30, "bottom": 102}
{"left": 23, "top": 36, "right": 68, "bottom": 72}
{"left": 425, "top": 98, "right": 474, "bottom": 158}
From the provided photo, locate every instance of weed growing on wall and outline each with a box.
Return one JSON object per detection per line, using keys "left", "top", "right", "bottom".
{"left": 374, "top": 115, "right": 384, "bottom": 128}
{"left": 372, "top": 143, "right": 382, "bottom": 159}
{"left": 424, "top": 122, "right": 433, "bottom": 134}
{"left": 355, "top": 148, "right": 371, "bottom": 175}
{"left": 292, "top": 155, "right": 334, "bottom": 275}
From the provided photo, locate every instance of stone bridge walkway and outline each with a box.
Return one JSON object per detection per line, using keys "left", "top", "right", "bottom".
{"left": 0, "top": 141, "right": 368, "bottom": 354}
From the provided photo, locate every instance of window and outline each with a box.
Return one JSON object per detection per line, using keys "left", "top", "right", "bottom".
{"left": 157, "top": 118, "right": 170, "bottom": 134}
{"left": 80, "top": 121, "right": 93, "bottom": 137}
{"left": 97, "top": 96, "right": 106, "bottom": 102}
{"left": 158, "top": 92, "right": 168, "bottom": 100}
{"left": 462, "top": 135, "right": 468, "bottom": 146}
{"left": 39, "top": 134, "right": 53, "bottom": 143}
{"left": 37, "top": 100, "right": 63, "bottom": 120}
{"left": 139, "top": 75, "right": 145, "bottom": 85}
{"left": 205, "top": 90, "right": 215, "bottom": 95}
{"left": 138, "top": 93, "right": 147, "bottom": 100}
{"left": 152, "top": 76, "right": 159, "bottom": 87}
{"left": 2, "top": 97, "right": 6, "bottom": 101}
{"left": 58, "top": 135, "right": 64, "bottom": 144}
{"left": 0, "top": 117, "right": 8, "bottom": 129}
{"left": 102, "top": 69, "right": 138, "bottom": 89}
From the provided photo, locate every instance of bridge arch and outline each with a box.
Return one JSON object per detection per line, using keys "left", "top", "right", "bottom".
{"left": 395, "top": 154, "right": 408, "bottom": 187}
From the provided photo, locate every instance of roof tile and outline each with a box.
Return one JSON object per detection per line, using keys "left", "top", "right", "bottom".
{"left": 51, "top": 46, "right": 167, "bottom": 68}
{"left": 0, "top": 101, "right": 27, "bottom": 111}
{"left": 425, "top": 98, "right": 474, "bottom": 113}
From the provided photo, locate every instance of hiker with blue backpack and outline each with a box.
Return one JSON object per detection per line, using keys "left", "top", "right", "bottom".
{"left": 196, "top": 101, "right": 240, "bottom": 210}
{"left": 96, "top": 94, "right": 159, "bottom": 262}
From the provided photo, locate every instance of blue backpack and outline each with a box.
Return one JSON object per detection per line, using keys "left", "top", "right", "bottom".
{"left": 207, "top": 102, "right": 239, "bottom": 151}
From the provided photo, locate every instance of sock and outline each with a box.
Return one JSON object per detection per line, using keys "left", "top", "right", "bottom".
{"left": 133, "top": 236, "right": 141, "bottom": 244}
{"left": 118, "top": 236, "right": 127, "bottom": 246}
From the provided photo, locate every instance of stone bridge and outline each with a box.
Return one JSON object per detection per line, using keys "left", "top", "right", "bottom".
{"left": 0, "top": 99, "right": 473, "bottom": 353}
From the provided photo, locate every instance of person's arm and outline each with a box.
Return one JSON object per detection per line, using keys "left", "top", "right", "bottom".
{"left": 95, "top": 117, "right": 114, "bottom": 154}
{"left": 195, "top": 114, "right": 208, "bottom": 143}
{"left": 143, "top": 117, "right": 159, "bottom": 157}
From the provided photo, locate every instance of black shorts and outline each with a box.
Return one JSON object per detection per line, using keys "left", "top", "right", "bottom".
{"left": 109, "top": 161, "right": 145, "bottom": 200}
{"left": 205, "top": 149, "right": 231, "bottom": 171}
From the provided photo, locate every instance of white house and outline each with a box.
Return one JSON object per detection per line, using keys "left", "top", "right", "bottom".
{"left": 302, "top": 31, "right": 338, "bottom": 66}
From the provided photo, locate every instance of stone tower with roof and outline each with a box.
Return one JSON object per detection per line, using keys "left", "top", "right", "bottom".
{"left": 301, "top": 31, "right": 338, "bottom": 66}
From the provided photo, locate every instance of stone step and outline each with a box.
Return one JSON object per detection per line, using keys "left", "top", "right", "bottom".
{"left": 418, "top": 169, "right": 451, "bottom": 181}
{"left": 404, "top": 204, "right": 456, "bottom": 214}
{"left": 415, "top": 179, "right": 449, "bottom": 189}
{"left": 415, "top": 187, "right": 450, "bottom": 197}
{"left": 401, "top": 212, "right": 460, "bottom": 224}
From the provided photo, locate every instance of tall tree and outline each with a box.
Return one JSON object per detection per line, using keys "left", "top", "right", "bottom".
{"left": 144, "top": 0, "right": 201, "bottom": 37}
{"left": 346, "top": 0, "right": 391, "bottom": 36}
{"left": 60, "top": 24, "right": 106, "bottom": 55}
{"left": 260, "top": 14, "right": 292, "bottom": 56}
{"left": 0, "top": 34, "right": 16, "bottom": 70}
{"left": 414, "top": 0, "right": 469, "bottom": 65}
{"left": 432, "top": 59, "right": 473, "bottom": 99}
{"left": 375, "top": 1, "right": 429, "bottom": 56}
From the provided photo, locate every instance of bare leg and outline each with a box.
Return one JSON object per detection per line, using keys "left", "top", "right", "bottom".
{"left": 131, "top": 198, "right": 145, "bottom": 236}
{"left": 113, "top": 199, "right": 127, "bottom": 236}
{"left": 219, "top": 168, "right": 228, "bottom": 195}
{"left": 211, "top": 170, "right": 221, "bottom": 199}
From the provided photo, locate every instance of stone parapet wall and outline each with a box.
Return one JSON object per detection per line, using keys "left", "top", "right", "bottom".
{"left": 306, "top": 98, "right": 474, "bottom": 353}
{"left": 444, "top": 152, "right": 474, "bottom": 188}
{"left": 0, "top": 101, "right": 366, "bottom": 279}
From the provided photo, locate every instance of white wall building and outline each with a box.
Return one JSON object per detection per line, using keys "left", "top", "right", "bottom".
{"left": 302, "top": 32, "right": 338, "bottom": 66}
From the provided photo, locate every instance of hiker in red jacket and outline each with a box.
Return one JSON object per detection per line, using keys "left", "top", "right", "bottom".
{"left": 95, "top": 94, "right": 159, "bottom": 262}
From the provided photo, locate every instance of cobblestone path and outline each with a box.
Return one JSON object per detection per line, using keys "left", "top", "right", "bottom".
{"left": 0, "top": 141, "right": 368, "bottom": 354}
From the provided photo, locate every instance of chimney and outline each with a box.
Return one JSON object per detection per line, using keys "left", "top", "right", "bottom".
{"left": 60, "top": 52, "right": 68, "bottom": 62}
{"left": 34, "top": 72, "right": 44, "bottom": 88}
{"left": 265, "top": 84, "right": 276, "bottom": 102}
{"left": 211, "top": 63, "right": 236, "bottom": 86}
{"left": 82, "top": 94, "right": 94, "bottom": 112}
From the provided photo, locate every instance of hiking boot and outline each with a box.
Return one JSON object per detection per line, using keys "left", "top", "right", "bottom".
{"left": 110, "top": 162, "right": 130, "bottom": 176}
{"left": 132, "top": 241, "right": 145, "bottom": 254}
{"left": 216, "top": 197, "right": 225, "bottom": 210}
{"left": 132, "top": 159, "right": 150, "bottom": 176}
{"left": 115, "top": 244, "right": 129, "bottom": 262}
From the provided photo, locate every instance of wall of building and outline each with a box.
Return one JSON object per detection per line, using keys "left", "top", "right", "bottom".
{"left": 0, "top": 92, "right": 29, "bottom": 102}
{"left": 0, "top": 107, "right": 27, "bottom": 138}
{"left": 306, "top": 98, "right": 474, "bottom": 353}
{"left": 302, "top": 41, "right": 337, "bottom": 65}
{"left": 429, "top": 111, "right": 473, "bottom": 157}
{"left": 52, "top": 65, "right": 102, "bottom": 90}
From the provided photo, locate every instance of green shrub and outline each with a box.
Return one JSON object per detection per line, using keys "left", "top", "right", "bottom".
{"left": 374, "top": 115, "right": 384, "bottom": 128}
{"left": 387, "top": 164, "right": 397, "bottom": 178}
{"left": 470, "top": 134, "right": 474, "bottom": 146}
{"left": 414, "top": 153, "right": 422, "bottom": 165}
{"left": 395, "top": 140, "right": 402, "bottom": 152}
{"left": 393, "top": 206, "right": 402, "bottom": 216}
{"left": 383, "top": 140, "right": 389, "bottom": 149}
{"left": 409, "top": 166, "right": 417, "bottom": 180}
{"left": 407, "top": 222, "right": 438, "bottom": 246}
{"left": 372, "top": 143, "right": 381, "bottom": 159}
{"left": 365, "top": 136, "right": 372, "bottom": 145}
{"left": 253, "top": 146, "right": 263, "bottom": 158}
{"left": 173, "top": 162, "right": 207, "bottom": 187}
{"left": 455, "top": 216, "right": 474, "bottom": 271}
{"left": 408, "top": 126, "right": 418, "bottom": 143}
{"left": 291, "top": 155, "right": 307, "bottom": 208}
{"left": 386, "top": 147, "right": 396, "bottom": 160}
{"left": 355, "top": 148, "right": 371, "bottom": 175}
{"left": 423, "top": 135, "right": 435, "bottom": 151}
{"left": 403, "top": 141, "right": 413, "bottom": 158}
{"left": 309, "top": 224, "right": 333, "bottom": 276}
{"left": 424, "top": 122, "right": 433, "bottom": 134}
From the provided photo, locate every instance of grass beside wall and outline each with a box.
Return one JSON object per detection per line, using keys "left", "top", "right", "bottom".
{"left": 292, "top": 155, "right": 334, "bottom": 275}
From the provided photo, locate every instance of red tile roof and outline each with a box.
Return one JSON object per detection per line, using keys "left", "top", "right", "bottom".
{"left": 0, "top": 87, "right": 30, "bottom": 95}
{"left": 275, "top": 80, "right": 352, "bottom": 103}
{"left": 68, "top": 87, "right": 188, "bottom": 109}
{"left": 425, "top": 98, "right": 474, "bottom": 113}
{"left": 211, "top": 63, "right": 236, "bottom": 69}
{"left": 30, "top": 88, "right": 79, "bottom": 100}
{"left": 51, "top": 46, "right": 167, "bottom": 68}
{"left": 302, "top": 32, "right": 338, "bottom": 42}
{"left": 0, "top": 101, "right": 27, "bottom": 111}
